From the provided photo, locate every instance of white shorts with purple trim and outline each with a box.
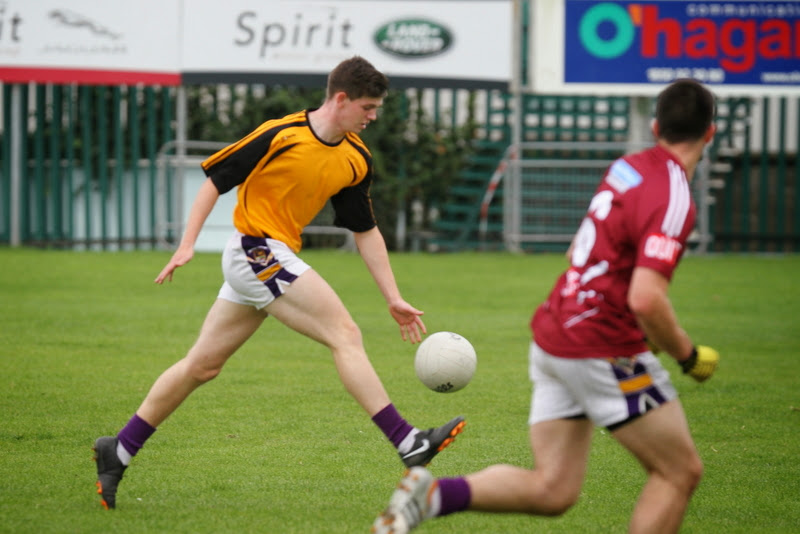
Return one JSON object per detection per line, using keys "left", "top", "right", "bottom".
{"left": 218, "top": 232, "right": 311, "bottom": 310}
{"left": 528, "top": 342, "right": 678, "bottom": 429}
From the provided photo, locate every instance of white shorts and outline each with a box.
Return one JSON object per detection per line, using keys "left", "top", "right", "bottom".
{"left": 218, "top": 232, "right": 311, "bottom": 310}
{"left": 528, "top": 342, "right": 677, "bottom": 429}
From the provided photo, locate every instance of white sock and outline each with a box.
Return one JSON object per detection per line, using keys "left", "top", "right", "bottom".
{"left": 116, "top": 442, "right": 132, "bottom": 466}
{"left": 397, "top": 428, "right": 420, "bottom": 455}
{"left": 427, "top": 483, "right": 442, "bottom": 518}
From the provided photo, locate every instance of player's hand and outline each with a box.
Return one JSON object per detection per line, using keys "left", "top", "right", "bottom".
{"left": 679, "top": 345, "right": 719, "bottom": 382}
{"left": 388, "top": 300, "right": 426, "bottom": 344}
{"left": 154, "top": 246, "right": 194, "bottom": 284}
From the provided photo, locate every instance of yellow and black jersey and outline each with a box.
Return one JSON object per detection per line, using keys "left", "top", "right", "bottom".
{"left": 201, "top": 109, "right": 377, "bottom": 252}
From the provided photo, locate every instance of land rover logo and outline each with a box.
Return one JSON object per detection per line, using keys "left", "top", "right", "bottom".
{"left": 374, "top": 19, "right": 452, "bottom": 58}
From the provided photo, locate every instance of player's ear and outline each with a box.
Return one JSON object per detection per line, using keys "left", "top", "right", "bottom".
{"left": 651, "top": 119, "right": 660, "bottom": 139}
{"left": 333, "top": 91, "right": 349, "bottom": 106}
{"left": 704, "top": 123, "right": 717, "bottom": 143}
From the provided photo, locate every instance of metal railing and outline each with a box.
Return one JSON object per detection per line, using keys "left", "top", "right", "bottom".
{"left": 478, "top": 142, "right": 713, "bottom": 253}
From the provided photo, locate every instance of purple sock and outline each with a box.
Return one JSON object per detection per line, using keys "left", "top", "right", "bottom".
{"left": 438, "top": 477, "right": 471, "bottom": 516}
{"left": 371, "top": 404, "right": 414, "bottom": 449}
{"left": 117, "top": 414, "right": 157, "bottom": 456}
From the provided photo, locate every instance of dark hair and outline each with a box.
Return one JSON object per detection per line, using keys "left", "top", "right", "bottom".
{"left": 655, "top": 79, "right": 716, "bottom": 143}
{"left": 326, "top": 56, "right": 389, "bottom": 100}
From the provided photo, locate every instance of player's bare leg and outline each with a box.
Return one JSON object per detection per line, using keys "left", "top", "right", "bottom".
{"left": 264, "top": 268, "right": 392, "bottom": 415}
{"left": 94, "top": 298, "right": 267, "bottom": 509}
{"left": 612, "top": 400, "right": 703, "bottom": 534}
{"left": 372, "top": 416, "right": 592, "bottom": 531}
{"left": 466, "top": 417, "right": 593, "bottom": 514}
{"left": 136, "top": 299, "right": 268, "bottom": 427}
{"left": 266, "top": 268, "right": 464, "bottom": 467}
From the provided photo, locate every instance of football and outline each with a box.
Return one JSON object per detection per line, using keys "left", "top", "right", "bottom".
{"left": 414, "top": 331, "right": 477, "bottom": 393}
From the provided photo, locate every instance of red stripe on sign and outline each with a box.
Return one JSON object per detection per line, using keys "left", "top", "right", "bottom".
{"left": 0, "top": 67, "right": 182, "bottom": 86}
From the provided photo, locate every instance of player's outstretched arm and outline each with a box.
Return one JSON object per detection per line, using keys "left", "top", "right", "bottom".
{"left": 629, "top": 267, "right": 720, "bottom": 382}
{"left": 629, "top": 267, "right": 693, "bottom": 356}
{"left": 155, "top": 178, "right": 220, "bottom": 284}
{"left": 353, "top": 227, "right": 426, "bottom": 343}
{"left": 387, "top": 299, "right": 426, "bottom": 344}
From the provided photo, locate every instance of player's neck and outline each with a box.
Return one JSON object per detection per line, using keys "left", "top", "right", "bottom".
{"left": 307, "top": 106, "right": 345, "bottom": 144}
{"left": 658, "top": 140, "right": 706, "bottom": 181}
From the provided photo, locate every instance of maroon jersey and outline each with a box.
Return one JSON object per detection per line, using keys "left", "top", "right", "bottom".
{"left": 531, "top": 145, "right": 696, "bottom": 359}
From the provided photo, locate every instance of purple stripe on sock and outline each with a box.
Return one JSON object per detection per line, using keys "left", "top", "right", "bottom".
{"left": 371, "top": 404, "right": 414, "bottom": 449}
{"left": 117, "top": 414, "right": 157, "bottom": 456}
{"left": 438, "top": 477, "right": 471, "bottom": 516}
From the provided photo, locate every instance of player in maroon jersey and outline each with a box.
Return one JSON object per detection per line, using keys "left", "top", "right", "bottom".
{"left": 373, "top": 79, "right": 721, "bottom": 534}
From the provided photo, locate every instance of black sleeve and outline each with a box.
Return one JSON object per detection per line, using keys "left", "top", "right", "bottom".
{"left": 204, "top": 130, "right": 277, "bottom": 194}
{"left": 331, "top": 174, "right": 377, "bottom": 232}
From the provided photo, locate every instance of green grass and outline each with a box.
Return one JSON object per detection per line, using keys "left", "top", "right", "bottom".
{"left": 1, "top": 248, "right": 798, "bottom": 533}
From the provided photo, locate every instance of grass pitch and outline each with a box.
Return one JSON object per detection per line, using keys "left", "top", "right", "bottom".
{"left": 0, "top": 248, "right": 798, "bottom": 533}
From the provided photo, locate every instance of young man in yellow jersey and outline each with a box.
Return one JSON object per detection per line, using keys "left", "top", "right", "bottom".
{"left": 93, "top": 56, "right": 464, "bottom": 510}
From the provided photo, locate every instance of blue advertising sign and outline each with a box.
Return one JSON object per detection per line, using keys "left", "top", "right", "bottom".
{"left": 564, "top": 0, "right": 800, "bottom": 86}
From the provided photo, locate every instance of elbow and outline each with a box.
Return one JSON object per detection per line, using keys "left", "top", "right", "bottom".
{"left": 628, "top": 267, "right": 669, "bottom": 321}
{"left": 628, "top": 289, "right": 660, "bottom": 325}
{"left": 628, "top": 292, "right": 651, "bottom": 318}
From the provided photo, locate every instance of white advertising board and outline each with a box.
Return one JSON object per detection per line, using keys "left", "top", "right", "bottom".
{"left": 0, "top": 0, "right": 181, "bottom": 84}
{"left": 181, "top": 0, "right": 512, "bottom": 88}
{"left": 0, "top": 0, "right": 512, "bottom": 88}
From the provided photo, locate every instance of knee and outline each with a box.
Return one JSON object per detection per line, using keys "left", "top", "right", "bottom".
{"left": 328, "top": 319, "right": 364, "bottom": 352}
{"left": 660, "top": 453, "right": 703, "bottom": 497}
{"left": 342, "top": 319, "right": 363, "bottom": 344}
{"left": 521, "top": 474, "right": 581, "bottom": 517}
{"left": 194, "top": 366, "right": 222, "bottom": 383}
{"left": 682, "top": 455, "right": 704, "bottom": 494}
{"left": 536, "top": 488, "right": 580, "bottom": 517}
{"left": 182, "top": 357, "right": 223, "bottom": 384}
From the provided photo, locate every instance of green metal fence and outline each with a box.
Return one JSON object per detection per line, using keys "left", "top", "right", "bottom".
{"left": 709, "top": 96, "right": 800, "bottom": 252}
{"left": 0, "top": 83, "right": 798, "bottom": 252}
{"left": 432, "top": 93, "right": 799, "bottom": 253}
{"left": 0, "top": 83, "right": 175, "bottom": 250}
{"left": 431, "top": 92, "right": 633, "bottom": 251}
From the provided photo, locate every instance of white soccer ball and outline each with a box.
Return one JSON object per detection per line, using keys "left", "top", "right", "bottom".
{"left": 414, "top": 331, "right": 477, "bottom": 393}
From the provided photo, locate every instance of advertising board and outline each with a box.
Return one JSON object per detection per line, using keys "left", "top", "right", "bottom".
{"left": 533, "top": 0, "right": 800, "bottom": 95}
{"left": 0, "top": 0, "right": 181, "bottom": 85}
{"left": 0, "top": 0, "right": 511, "bottom": 88}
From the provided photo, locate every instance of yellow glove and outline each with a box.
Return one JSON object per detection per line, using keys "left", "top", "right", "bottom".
{"left": 679, "top": 346, "right": 720, "bottom": 382}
